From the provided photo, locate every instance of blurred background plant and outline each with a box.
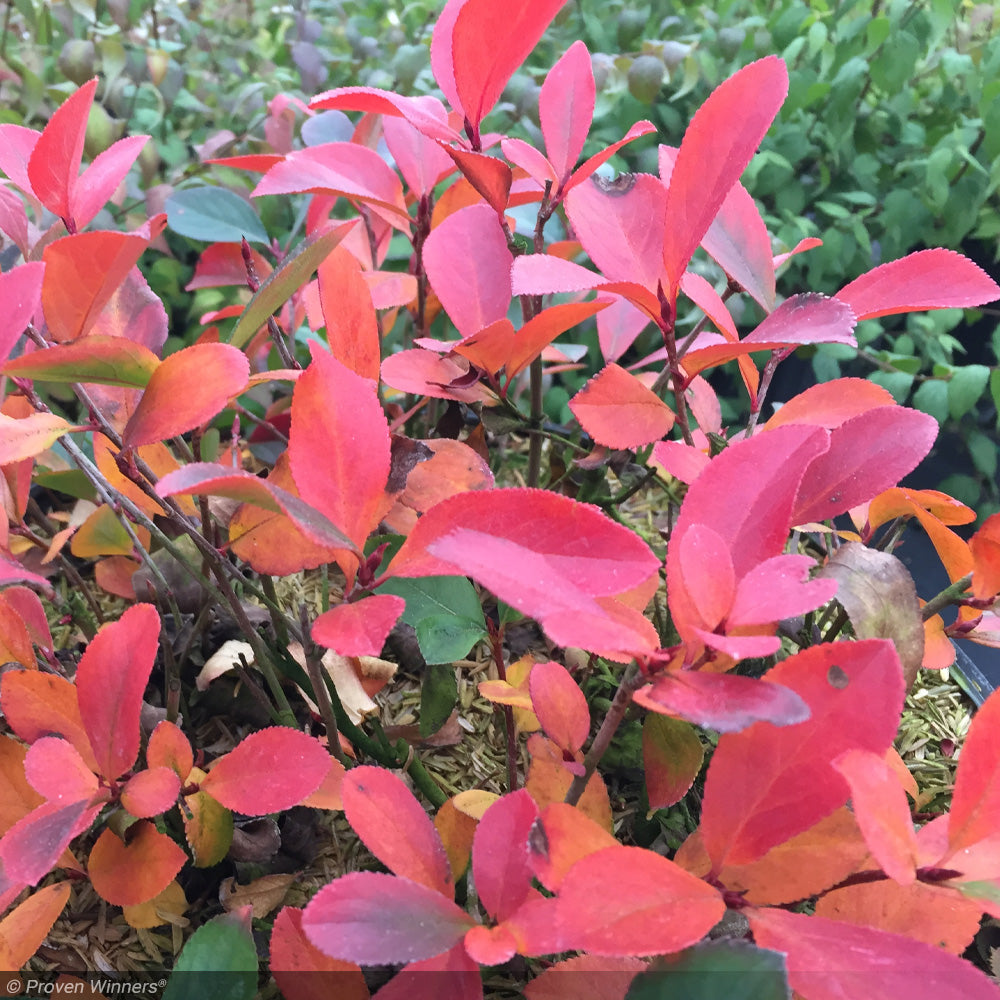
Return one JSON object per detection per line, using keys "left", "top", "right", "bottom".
{"left": 1, "top": 0, "right": 997, "bottom": 513}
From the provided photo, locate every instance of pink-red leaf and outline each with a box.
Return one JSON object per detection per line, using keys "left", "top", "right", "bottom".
{"left": 699, "top": 640, "right": 905, "bottom": 872}
{"left": 311, "top": 88, "right": 458, "bottom": 142}
{"left": 302, "top": 871, "right": 474, "bottom": 965}
{"left": 199, "top": 727, "right": 332, "bottom": 814}
{"left": 312, "top": 595, "right": 405, "bottom": 658}
{"left": 23, "top": 737, "right": 98, "bottom": 804}
{"left": 288, "top": 347, "right": 392, "bottom": 582}
{"left": 342, "top": 766, "right": 452, "bottom": 894}
{"left": 832, "top": 748, "right": 918, "bottom": 885}
{"left": 76, "top": 603, "right": 160, "bottom": 780}
{"left": 0, "top": 262, "right": 44, "bottom": 363}
{"left": 120, "top": 767, "right": 182, "bottom": 819}
{"left": 121, "top": 342, "right": 248, "bottom": 448}
{"left": 634, "top": 671, "right": 810, "bottom": 734}
{"left": 27, "top": 79, "right": 96, "bottom": 223}
{"left": 748, "top": 907, "right": 1000, "bottom": 1000}
{"left": 554, "top": 845, "right": 725, "bottom": 956}
{"left": 528, "top": 661, "right": 590, "bottom": 754}
{"left": 451, "top": 0, "right": 567, "bottom": 133}
{"left": 72, "top": 134, "right": 149, "bottom": 230}
{"left": 384, "top": 115, "right": 456, "bottom": 197}
{"left": 569, "top": 363, "right": 674, "bottom": 449}
{"left": 835, "top": 248, "right": 1000, "bottom": 320}
{"left": 791, "top": 406, "right": 938, "bottom": 524}
{"left": 540, "top": 41, "right": 594, "bottom": 184}
{"left": 471, "top": 790, "right": 538, "bottom": 921}
{"left": 662, "top": 57, "right": 788, "bottom": 293}
{"left": 0, "top": 799, "right": 94, "bottom": 884}
{"left": 88, "top": 822, "right": 187, "bottom": 906}
{"left": 0, "top": 124, "right": 39, "bottom": 195}
{"left": 423, "top": 204, "right": 512, "bottom": 338}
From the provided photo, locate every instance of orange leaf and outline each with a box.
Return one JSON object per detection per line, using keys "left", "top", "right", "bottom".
{"left": 0, "top": 881, "right": 71, "bottom": 970}
{"left": 94, "top": 434, "right": 195, "bottom": 518}
{"left": 94, "top": 556, "right": 139, "bottom": 599}
{"left": 0, "top": 737, "right": 44, "bottom": 838}
{"left": 299, "top": 756, "right": 347, "bottom": 811}
{"left": 122, "top": 342, "right": 249, "bottom": 448}
{"left": 88, "top": 821, "right": 187, "bottom": 906}
{"left": 0, "top": 592, "right": 35, "bottom": 668}
{"left": 317, "top": 244, "right": 380, "bottom": 383}
{"left": 146, "top": 721, "right": 193, "bottom": 781}
{"left": 971, "top": 512, "right": 1000, "bottom": 600}
{"left": 121, "top": 879, "right": 187, "bottom": 930}
{"left": 530, "top": 802, "right": 618, "bottom": 892}
{"left": 524, "top": 734, "right": 612, "bottom": 832}
{"left": 434, "top": 794, "right": 493, "bottom": 882}
{"left": 528, "top": 660, "right": 590, "bottom": 755}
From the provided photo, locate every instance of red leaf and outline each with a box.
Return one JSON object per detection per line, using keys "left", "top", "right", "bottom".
{"left": 634, "top": 671, "right": 810, "bottom": 734}
{"left": 341, "top": 766, "right": 452, "bottom": 895}
{"left": 528, "top": 661, "right": 590, "bottom": 754}
{"left": 449, "top": 318, "right": 516, "bottom": 374}
{"left": 564, "top": 120, "right": 657, "bottom": 194}
{"left": 0, "top": 262, "right": 44, "bottom": 363}
{"left": 27, "top": 79, "right": 96, "bottom": 223}
{"left": 748, "top": 907, "right": 1000, "bottom": 1000}
{"left": 835, "top": 248, "right": 1000, "bottom": 320}
{"left": 312, "top": 595, "right": 405, "bottom": 658}
{"left": 120, "top": 767, "right": 182, "bottom": 819}
{"left": 288, "top": 347, "right": 392, "bottom": 582}
{"left": 0, "top": 800, "right": 95, "bottom": 884}
{"left": 2, "top": 335, "right": 160, "bottom": 388}
{"left": 72, "top": 134, "right": 149, "bottom": 231}
{"left": 88, "top": 822, "right": 187, "bottom": 906}
{"left": 565, "top": 174, "right": 668, "bottom": 289}
{"left": 947, "top": 687, "right": 1000, "bottom": 854}
{"left": 423, "top": 204, "right": 513, "bottom": 338}
{"left": 831, "top": 749, "right": 918, "bottom": 885}
{"left": 553, "top": 845, "right": 725, "bottom": 956}
{"left": 253, "top": 143, "right": 409, "bottom": 229}
{"left": 186, "top": 242, "right": 273, "bottom": 290}
{"left": 76, "top": 603, "right": 160, "bottom": 780}
{"left": 431, "top": 0, "right": 468, "bottom": 119}
{"left": 317, "top": 244, "right": 380, "bottom": 382}
{"left": 24, "top": 737, "right": 98, "bottom": 804}
{"left": 121, "top": 342, "right": 248, "bottom": 448}
{"left": 270, "top": 907, "right": 370, "bottom": 1000}
{"left": 471, "top": 789, "right": 538, "bottom": 921}
{"left": 540, "top": 41, "right": 594, "bottom": 185}
{"left": 41, "top": 219, "right": 166, "bottom": 342}
{"left": 441, "top": 146, "right": 512, "bottom": 214}
{"left": 199, "top": 727, "right": 332, "bottom": 814}
{"left": 791, "top": 406, "right": 938, "bottom": 524}
{"left": 156, "top": 462, "right": 357, "bottom": 552}
{"left": 0, "top": 670, "right": 98, "bottom": 773}
{"left": 302, "top": 871, "right": 474, "bottom": 965}
{"left": 451, "top": 0, "right": 567, "bottom": 133}
{"left": 569, "top": 364, "right": 674, "bottom": 449}
{"left": 662, "top": 57, "right": 788, "bottom": 292}
{"left": 971, "top": 512, "right": 1000, "bottom": 600}
{"left": 698, "top": 640, "right": 905, "bottom": 872}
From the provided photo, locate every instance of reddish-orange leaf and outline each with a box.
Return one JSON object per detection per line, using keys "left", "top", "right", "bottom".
{"left": 553, "top": 845, "right": 725, "bottom": 957}
{"left": 199, "top": 727, "right": 332, "bottom": 815}
{"left": 270, "top": 907, "right": 370, "bottom": 1000}
{"left": 312, "top": 594, "right": 405, "bottom": 658}
{"left": 832, "top": 748, "right": 918, "bottom": 885}
{"left": 88, "top": 822, "right": 187, "bottom": 907}
{"left": 76, "top": 604, "right": 160, "bottom": 780}
{"left": 748, "top": 907, "right": 1000, "bottom": 1000}
{"left": 41, "top": 220, "right": 165, "bottom": 343}
{"left": 970, "top": 512, "right": 1000, "bottom": 600}
{"left": 120, "top": 767, "right": 182, "bottom": 819}
{"left": 288, "top": 348, "right": 392, "bottom": 583}
{"left": 507, "top": 300, "right": 609, "bottom": 378}
{"left": 146, "top": 721, "right": 193, "bottom": 781}
{"left": 0, "top": 881, "right": 71, "bottom": 970}
{"left": 523, "top": 955, "right": 647, "bottom": 1000}
{"left": 186, "top": 242, "right": 273, "bottom": 290}
{"left": 94, "top": 434, "right": 192, "bottom": 518}
{"left": 342, "top": 766, "right": 452, "bottom": 895}
{"left": 529, "top": 802, "right": 618, "bottom": 893}
{"left": 528, "top": 661, "right": 590, "bottom": 755}
{"left": 947, "top": 687, "right": 1000, "bottom": 854}
{"left": 441, "top": 146, "right": 512, "bottom": 213}
{"left": 569, "top": 364, "right": 674, "bottom": 449}
{"left": 642, "top": 714, "right": 705, "bottom": 811}
{"left": 122, "top": 342, "right": 249, "bottom": 448}
{"left": 698, "top": 640, "right": 905, "bottom": 873}
{"left": 0, "top": 592, "right": 35, "bottom": 668}
{"left": 763, "top": 376, "right": 895, "bottom": 430}
{"left": 0, "top": 670, "right": 99, "bottom": 774}
{"left": 23, "top": 737, "right": 99, "bottom": 804}
{"left": 463, "top": 923, "right": 518, "bottom": 966}
{"left": 815, "top": 880, "right": 983, "bottom": 955}
{"left": 317, "top": 244, "right": 380, "bottom": 383}
{"left": 94, "top": 555, "right": 139, "bottom": 599}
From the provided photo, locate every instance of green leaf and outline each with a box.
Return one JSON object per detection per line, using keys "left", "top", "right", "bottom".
{"left": 162, "top": 913, "right": 257, "bottom": 1000}
{"left": 228, "top": 222, "right": 355, "bottom": 348}
{"left": 378, "top": 575, "right": 487, "bottom": 665}
{"left": 868, "top": 371, "right": 914, "bottom": 404}
{"left": 912, "top": 379, "right": 948, "bottom": 423}
{"left": 991, "top": 369, "right": 1000, "bottom": 428}
{"left": 968, "top": 429, "right": 998, "bottom": 481}
{"left": 947, "top": 364, "right": 990, "bottom": 420}
{"left": 420, "top": 662, "right": 458, "bottom": 738}
{"left": 626, "top": 939, "right": 789, "bottom": 1000}
{"left": 166, "top": 186, "right": 270, "bottom": 246}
